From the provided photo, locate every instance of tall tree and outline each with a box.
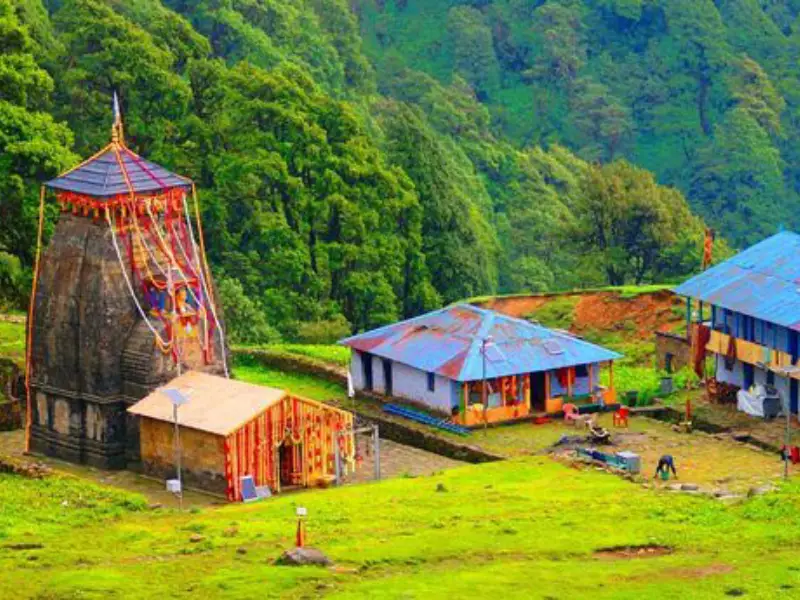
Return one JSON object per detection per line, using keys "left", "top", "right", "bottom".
{"left": 447, "top": 6, "right": 501, "bottom": 100}
{"left": 376, "top": 100, "right": 497, "bottom": 303}
{"left": 574, "top": 160, "right": 703, "bottom": 285}
{"left": 570, "top": 78, "right": 634, "bottom": 161}
{"left": 0, "top": 0, "right": 75, "bottom": 278}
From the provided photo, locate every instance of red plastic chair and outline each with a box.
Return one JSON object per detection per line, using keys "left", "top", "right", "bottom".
{"left": 613, "top": 406, "right": 629, "bottom": 428}
{"left": 563, "top": 403, "right": 581, "bottom": 425}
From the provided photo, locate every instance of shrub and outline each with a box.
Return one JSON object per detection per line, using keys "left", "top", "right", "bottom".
{"left": 526, "top": 296, "right": 578, "bottom": 330}
{"left": 0, "top": 252, "right": 28, "bottom": 311}
{"left": 295, "top": 315, "right": 352, "bottom": 344}
{"left": 217, "top": 277, "right": 282, "bottom": 345}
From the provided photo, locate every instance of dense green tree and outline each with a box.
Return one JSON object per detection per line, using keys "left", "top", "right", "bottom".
{"left": 375, "top": 100, "right": 497, "bottom": 303}
{"left": 216, "top": 276, "right": 282, "bottom": 345}
{"left": 691, "top": 108, "right": 787, "bottom": 244}
{"left": 570, "top": 78, "right": 634, "bottom": 161}
{"left": 573, "top": 160, "right": 705, "bottom": 285}
{"left": 728, "top": 56, "right": 785, "bottom": 137}
{"left": 0, "top": 0, "right": 75, "bottom": 280}
{"left": 0, "top": 0, "right": 723, "bottom": 331}
{"left": 53, "top": 0, "right": 192, "bottom": 153}
{"left": 446, "top": 6, "right": 501, "bottom": 100}
{"left": 194, "top": 61, "right": 437, "bottom": 332}
{"left": 357, "top": 0, "right": 800, "bottom": 246}
{"left": 526, "top": 2, "right": 586, "bottom": 86}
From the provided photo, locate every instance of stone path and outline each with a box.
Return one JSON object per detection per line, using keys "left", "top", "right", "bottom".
{"left": 691, "top": 397, "right": 800, "bottom": 450}
{"left": 0, "top": 429, "right": 465, "bottom": 504}
{"left": 343, "top": 435, "right": 465, "bottom": 484}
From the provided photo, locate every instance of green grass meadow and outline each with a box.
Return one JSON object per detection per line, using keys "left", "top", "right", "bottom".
{"left": 0, "top": 319, "right": 25, "bottom": 367}
{"left": 234, "top": 344, "right": 351, "bottom": 367}
{"left": 2, "top": 458, "right": 800, "bottom": 599}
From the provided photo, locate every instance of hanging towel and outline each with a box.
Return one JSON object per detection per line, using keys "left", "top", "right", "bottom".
{"left": 725, "top": 335, "right": 737, "bottom": 371}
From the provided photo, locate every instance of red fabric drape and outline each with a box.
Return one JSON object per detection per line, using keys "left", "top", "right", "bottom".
{"left": 724, "top": 333, "right": 737, "bottom": 372}
{"left": 694, "top": 324, "right": 711, "bottom": 378}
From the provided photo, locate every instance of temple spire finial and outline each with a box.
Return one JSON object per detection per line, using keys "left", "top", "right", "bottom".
{"left": 111, "top": 92, "right": 124, "bottom": 145}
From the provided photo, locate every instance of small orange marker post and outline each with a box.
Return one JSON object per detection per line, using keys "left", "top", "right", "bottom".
{"left": 295, "top": 506, "right": 307, "bottom": 548}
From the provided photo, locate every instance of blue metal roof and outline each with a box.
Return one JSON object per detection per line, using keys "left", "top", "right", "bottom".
{"left": 339, "top": 304, "right": 621, "bottom": 382}
{"left": 674, "top": 231, "right": 800, "bottom": 331}
{"left": 45, "top": 145, "right": 191, "bottom": 198}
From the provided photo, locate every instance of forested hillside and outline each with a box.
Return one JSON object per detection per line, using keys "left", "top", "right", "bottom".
{"left": 1, "top": 0, "right": 720, "bottom": 341}
{"left": 357, "top": 0, "right": 800, "bottom": 246}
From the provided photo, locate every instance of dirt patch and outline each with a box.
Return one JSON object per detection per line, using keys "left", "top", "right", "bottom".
{"left": 482, "top": 295, "right": 550, "bottom": 318}
{"left": 670, "top": 564, "right": 736, "bottom": 580}
{"left": 624, "top": 562, "right": 735, "bottom": 583}
{"left": 3, "top": 543, "right": 44, "bottom": 551}
{"left": 478, "top": 290, "right": 683, "bottom": 340}
{"left": 574, "top": 291, "right": 681, "bottom": 338}
{"left": 595, "top": 544, "right": 673, "bottom": 560}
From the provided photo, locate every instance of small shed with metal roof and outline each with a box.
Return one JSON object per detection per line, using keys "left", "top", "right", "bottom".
{"left": 128, "top": 371, "right": 354, "bottom": 500}
{"left": 340, "top": 304, "right": 621, "bottom": 426}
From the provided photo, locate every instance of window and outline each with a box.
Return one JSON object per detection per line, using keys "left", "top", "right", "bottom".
{"left": 427, "top": 372, "right": 435, "bottom": 392}
{"left": 575, "top": 364, "right": 589, "bottom": 378}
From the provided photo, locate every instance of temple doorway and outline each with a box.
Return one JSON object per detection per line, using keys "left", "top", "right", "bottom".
{"left": 279, "top": 442, "right": 303, "bottom": 488}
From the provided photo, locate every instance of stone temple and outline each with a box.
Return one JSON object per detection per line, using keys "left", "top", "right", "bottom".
{"left": 27, "top": 109, "right": 227, "bottom": 469}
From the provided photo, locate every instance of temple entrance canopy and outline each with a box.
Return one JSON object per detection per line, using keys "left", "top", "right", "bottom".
{"left": 25, "top": 96, "right": 228, "bottom": 468}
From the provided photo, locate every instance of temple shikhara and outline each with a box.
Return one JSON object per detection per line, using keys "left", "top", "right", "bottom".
{"left": 26, "top": 99, "right": 228, "bottom": 469}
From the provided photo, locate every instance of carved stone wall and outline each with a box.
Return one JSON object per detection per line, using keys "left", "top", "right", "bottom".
{"left": 29, "top": 213, "right": 226, "bottom": 469}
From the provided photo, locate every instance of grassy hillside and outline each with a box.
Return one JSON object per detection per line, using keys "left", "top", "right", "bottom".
{"left": 2, "top": 458, "right": 800, "bottom": 598}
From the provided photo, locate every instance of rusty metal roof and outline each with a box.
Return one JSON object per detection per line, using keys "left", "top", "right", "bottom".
{"left": 46, "top": 144, "right": 191, "bottom": 198}
{"left": 674, "top": 231, "right": 800, "bottom": 331}
{"left": 339, "top": 304, "right": 621, "bottom": 382}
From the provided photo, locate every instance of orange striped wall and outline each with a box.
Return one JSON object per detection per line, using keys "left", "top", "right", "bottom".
{"left": 224, "top": 395, "right": 354, "bottom": 501}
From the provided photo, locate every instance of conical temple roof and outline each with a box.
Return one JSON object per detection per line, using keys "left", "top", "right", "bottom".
{"left": 45, "top": 145, "right": 192, "bottom": 198}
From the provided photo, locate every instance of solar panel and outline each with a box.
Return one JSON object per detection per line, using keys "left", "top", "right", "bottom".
{"left": 240, "top": 476, "right": 258, "bottom": 502}
{"left": 543, "top": 340, "right": 564, "bottom": 355}
{"left": 484, "top": 344, "right": 506, "bottom": 362}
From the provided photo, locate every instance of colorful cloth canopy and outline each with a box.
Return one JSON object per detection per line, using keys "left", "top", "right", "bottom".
{"left": 45, "top": 145, "right": 191, "bottom": 198}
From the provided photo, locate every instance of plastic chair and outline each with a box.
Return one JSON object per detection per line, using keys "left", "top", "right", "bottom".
{"left": 613, "top": 406, "right": 630, "bottom": 428}
{"left": 563, "top": 403, "right": 581, "bottom": 425}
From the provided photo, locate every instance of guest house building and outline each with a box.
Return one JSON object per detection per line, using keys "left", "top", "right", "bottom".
{"left": 340, "top": 304, "right": 621, "bottom": 426}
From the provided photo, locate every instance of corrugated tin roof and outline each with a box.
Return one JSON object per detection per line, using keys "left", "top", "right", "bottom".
{"left": 339, "top": 304, "right": 621, "bottom": 382}
{"left": 46, "top": 145, "right": 191, "bottom": 198}
{"left": 127, "top": 371, "right": 287, "bottom": 436}
{"left": 674, "top": 231, "right": 800, "bottom": 331}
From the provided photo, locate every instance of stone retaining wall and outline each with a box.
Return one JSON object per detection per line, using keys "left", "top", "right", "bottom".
{"left": 655, "top": 331, "right": 691, "bottom": 372}
{"left": 0, "top": 358, "right": 22, "bottom": 431}
{"left": 632, "top": 405, "right": 783, "bottom": 453}
{"left": 0, "top": 401, "right": 21, "bottom": 432}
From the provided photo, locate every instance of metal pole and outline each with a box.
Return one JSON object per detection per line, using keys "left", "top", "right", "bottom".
{"left": 785, "top": 399, "right": 790, "bottom": 480}
{"left": 373, "top": 424, "right": 380, "bottom": 481}
{"left": 174, "top": 403, "right": 183, "bottom": 510}
{"left": 334, "top": 433, "right": 341, "bottom": 486}
{"left": 482, "top": 338, "right": 488, "bottom": 433}
{"left": 685, "top": 297, "right": 691, "bottom": 340}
